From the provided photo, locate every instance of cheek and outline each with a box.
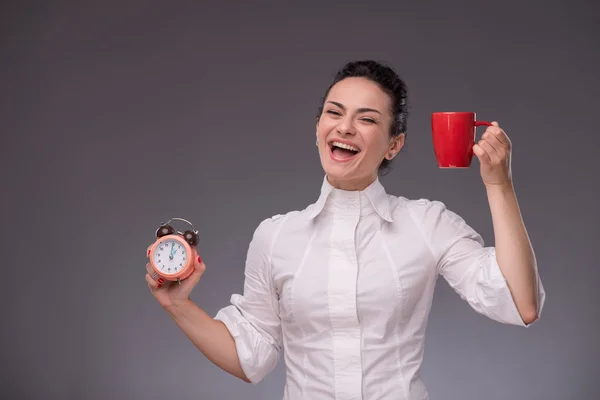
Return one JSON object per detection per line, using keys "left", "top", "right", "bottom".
{"left": 317, "top": 120, "right": 335, "bottom": 136}
{"left": 363, "top": 130, "right": 389, "bottom": 153}
{"left": 317, "top": 125, "right": 336, "bottom": 146}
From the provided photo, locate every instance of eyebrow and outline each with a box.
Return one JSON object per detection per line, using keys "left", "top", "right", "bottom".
{"left": 326, "top": 101, "right": 382, "bottom": 115}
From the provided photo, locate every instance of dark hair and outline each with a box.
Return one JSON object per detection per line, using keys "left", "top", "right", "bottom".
{"left": 317, "top": 60, "right": 409, "bottom": 176}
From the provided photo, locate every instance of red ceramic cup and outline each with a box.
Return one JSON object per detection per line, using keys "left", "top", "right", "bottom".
{"left": 431, "top": 112, "right": 492, "bottom": 168}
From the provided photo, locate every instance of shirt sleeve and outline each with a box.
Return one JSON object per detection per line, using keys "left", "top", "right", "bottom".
{"left": 409, "top": 199, "right": 545, "bottom": 327}
{"left": 214, "top": 216, "right": 283, "bottom": 383}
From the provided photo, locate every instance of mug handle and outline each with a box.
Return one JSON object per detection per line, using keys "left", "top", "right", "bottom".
{"left": 475, "top": 121, "right": 492, "bottom": 142}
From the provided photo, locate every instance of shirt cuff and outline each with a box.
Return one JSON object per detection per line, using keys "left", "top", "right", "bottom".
{"left": 214, "top": 304, "right": 281, "bottom": 383}
{"left": 475, "top": 249, "right": 546, "bottom": 327}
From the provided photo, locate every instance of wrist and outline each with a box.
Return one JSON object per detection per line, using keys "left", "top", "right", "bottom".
{"left": 485, "top": 181, "right": 514, "bottom": 195}
{"left": 164, "top": 297, "right": 194, "bottom": 316}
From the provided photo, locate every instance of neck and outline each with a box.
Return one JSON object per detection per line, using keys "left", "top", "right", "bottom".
{"left": 326, "top": 174, "right": 377, "bottom": 191}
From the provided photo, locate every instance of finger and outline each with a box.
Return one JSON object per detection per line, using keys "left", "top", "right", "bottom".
{"left": 493, "top": 129, "right": 510, "bottom": 147}
{"left": 146, "top": 263, "right": 158, "bottom": 279}
{"left": 146, "top": 274, "right": 160, "bottom": 290}
{"left": 481, "top": 130, "right": 504, "bottom": 152}
{"left": 473, "top": 143, "right": 491, "bottom": 164}
{"left": 482, "top": 132, "right": 510, "bottom": 162}
{"left": 477, "top": 139, "right": 501, "bottom": 163}
{"left": 488, "top": 122, "right": 510, "bottom": 146}
{"left": 146, "top": 273, "right": 164, "bottom": 289}
{"left": 146, "top": 263, "right": 167, "bottom": 289}
{"left": 185, "top": 253, "right": 207, "bottom": 286}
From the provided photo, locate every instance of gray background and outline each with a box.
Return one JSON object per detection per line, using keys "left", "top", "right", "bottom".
{"left": 1, "top": 1, "right": 599, "bottom": 399}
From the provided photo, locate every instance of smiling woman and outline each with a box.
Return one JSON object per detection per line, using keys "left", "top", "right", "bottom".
{"left": 146, "top": 60, "right": 546, "bottom": 400}
{"left": 315, "top": 60, "right": 409, "bottom": 190}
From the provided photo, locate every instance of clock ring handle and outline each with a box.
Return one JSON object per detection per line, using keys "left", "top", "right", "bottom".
{"left": 162, "top": 217, "right": 198, "bottom": 235}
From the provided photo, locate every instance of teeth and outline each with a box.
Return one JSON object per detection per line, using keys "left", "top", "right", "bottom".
{"left": 331, "top": 141, "right": 360, "bottom": 152}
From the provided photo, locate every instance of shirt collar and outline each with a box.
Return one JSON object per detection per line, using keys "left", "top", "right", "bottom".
{"left": 306, "top": 175, "right": 393, "bottom": 222}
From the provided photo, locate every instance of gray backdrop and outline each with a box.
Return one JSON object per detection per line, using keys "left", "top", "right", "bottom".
{"left": 2, "top": 1, "right": 599, "bottom": 399}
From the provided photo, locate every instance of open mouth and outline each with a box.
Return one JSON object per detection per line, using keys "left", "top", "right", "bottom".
{"left": 328, "top": 141, "right": 361, "bottom": 161}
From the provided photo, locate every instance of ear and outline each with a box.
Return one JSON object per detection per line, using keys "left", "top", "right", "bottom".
{"left": 315, "top": 118, "right": 319, "bottom": 140}
{"left": 386, "top": 133, "right": 405, "bottom": 160}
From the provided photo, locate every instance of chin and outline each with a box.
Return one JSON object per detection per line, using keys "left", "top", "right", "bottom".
{"left": 324, "top": 165, "right": 364, "bottom": 182}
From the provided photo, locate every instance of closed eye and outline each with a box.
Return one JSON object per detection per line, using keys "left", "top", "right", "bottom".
{"left": 326, "top": 110, "right": 376, "bottom": 124}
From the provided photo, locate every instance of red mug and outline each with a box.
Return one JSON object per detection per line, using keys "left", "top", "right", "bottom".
{"left": 431, "top": 112, "right": 492, "bottom": 168}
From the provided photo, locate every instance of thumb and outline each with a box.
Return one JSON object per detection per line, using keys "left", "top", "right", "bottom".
{"left": 186, "top": 253, "right": 206, "bottom": 285}
{"left": 491, "top": 121, "right": 499, "bottom": 127}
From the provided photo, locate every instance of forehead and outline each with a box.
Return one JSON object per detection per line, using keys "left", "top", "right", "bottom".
{"left": 326, "top": 77, "right": 391, "bottom": 110}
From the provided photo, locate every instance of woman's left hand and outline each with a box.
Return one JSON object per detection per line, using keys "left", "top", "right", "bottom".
{"left": 473, "top": 121, "right": 513, "bottom": 187}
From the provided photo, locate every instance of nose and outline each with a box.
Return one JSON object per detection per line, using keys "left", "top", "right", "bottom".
{"left": 336, "top": 115, "right": 356, "bottom": 136}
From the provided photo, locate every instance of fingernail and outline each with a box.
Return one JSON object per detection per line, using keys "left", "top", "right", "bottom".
{"left": 157, "top": 284, "right": 162, "bottom": 289}
{"left": 197, "top": 255, "right": 202, "bottom": 263}
{"left": 158, "top": 277, "right": 164, "bottom": 284}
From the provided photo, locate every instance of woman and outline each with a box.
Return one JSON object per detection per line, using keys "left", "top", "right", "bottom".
{"left": 145, "top": 60, "right": 545, "bottom": 399}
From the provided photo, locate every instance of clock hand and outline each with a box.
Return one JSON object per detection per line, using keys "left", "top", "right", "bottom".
{"left": 169, "top": 243, "right": 174, "bottom": 259}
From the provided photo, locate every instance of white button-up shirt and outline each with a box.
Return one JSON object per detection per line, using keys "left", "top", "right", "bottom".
{"left": 215, "top": 175, "right": 546, "bottom": 400}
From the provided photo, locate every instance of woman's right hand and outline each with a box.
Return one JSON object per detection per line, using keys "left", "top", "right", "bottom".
{"left": 145, "top": 247, "right": 206, "bottom": 310}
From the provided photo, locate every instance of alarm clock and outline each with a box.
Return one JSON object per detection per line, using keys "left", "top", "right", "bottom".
{"left": 146, "top": 217, "right": 200, "bottom": 284}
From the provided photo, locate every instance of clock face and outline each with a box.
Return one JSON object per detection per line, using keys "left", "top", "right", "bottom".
{"left": 152, "top": 238, "right": 188, "bottom": 274}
